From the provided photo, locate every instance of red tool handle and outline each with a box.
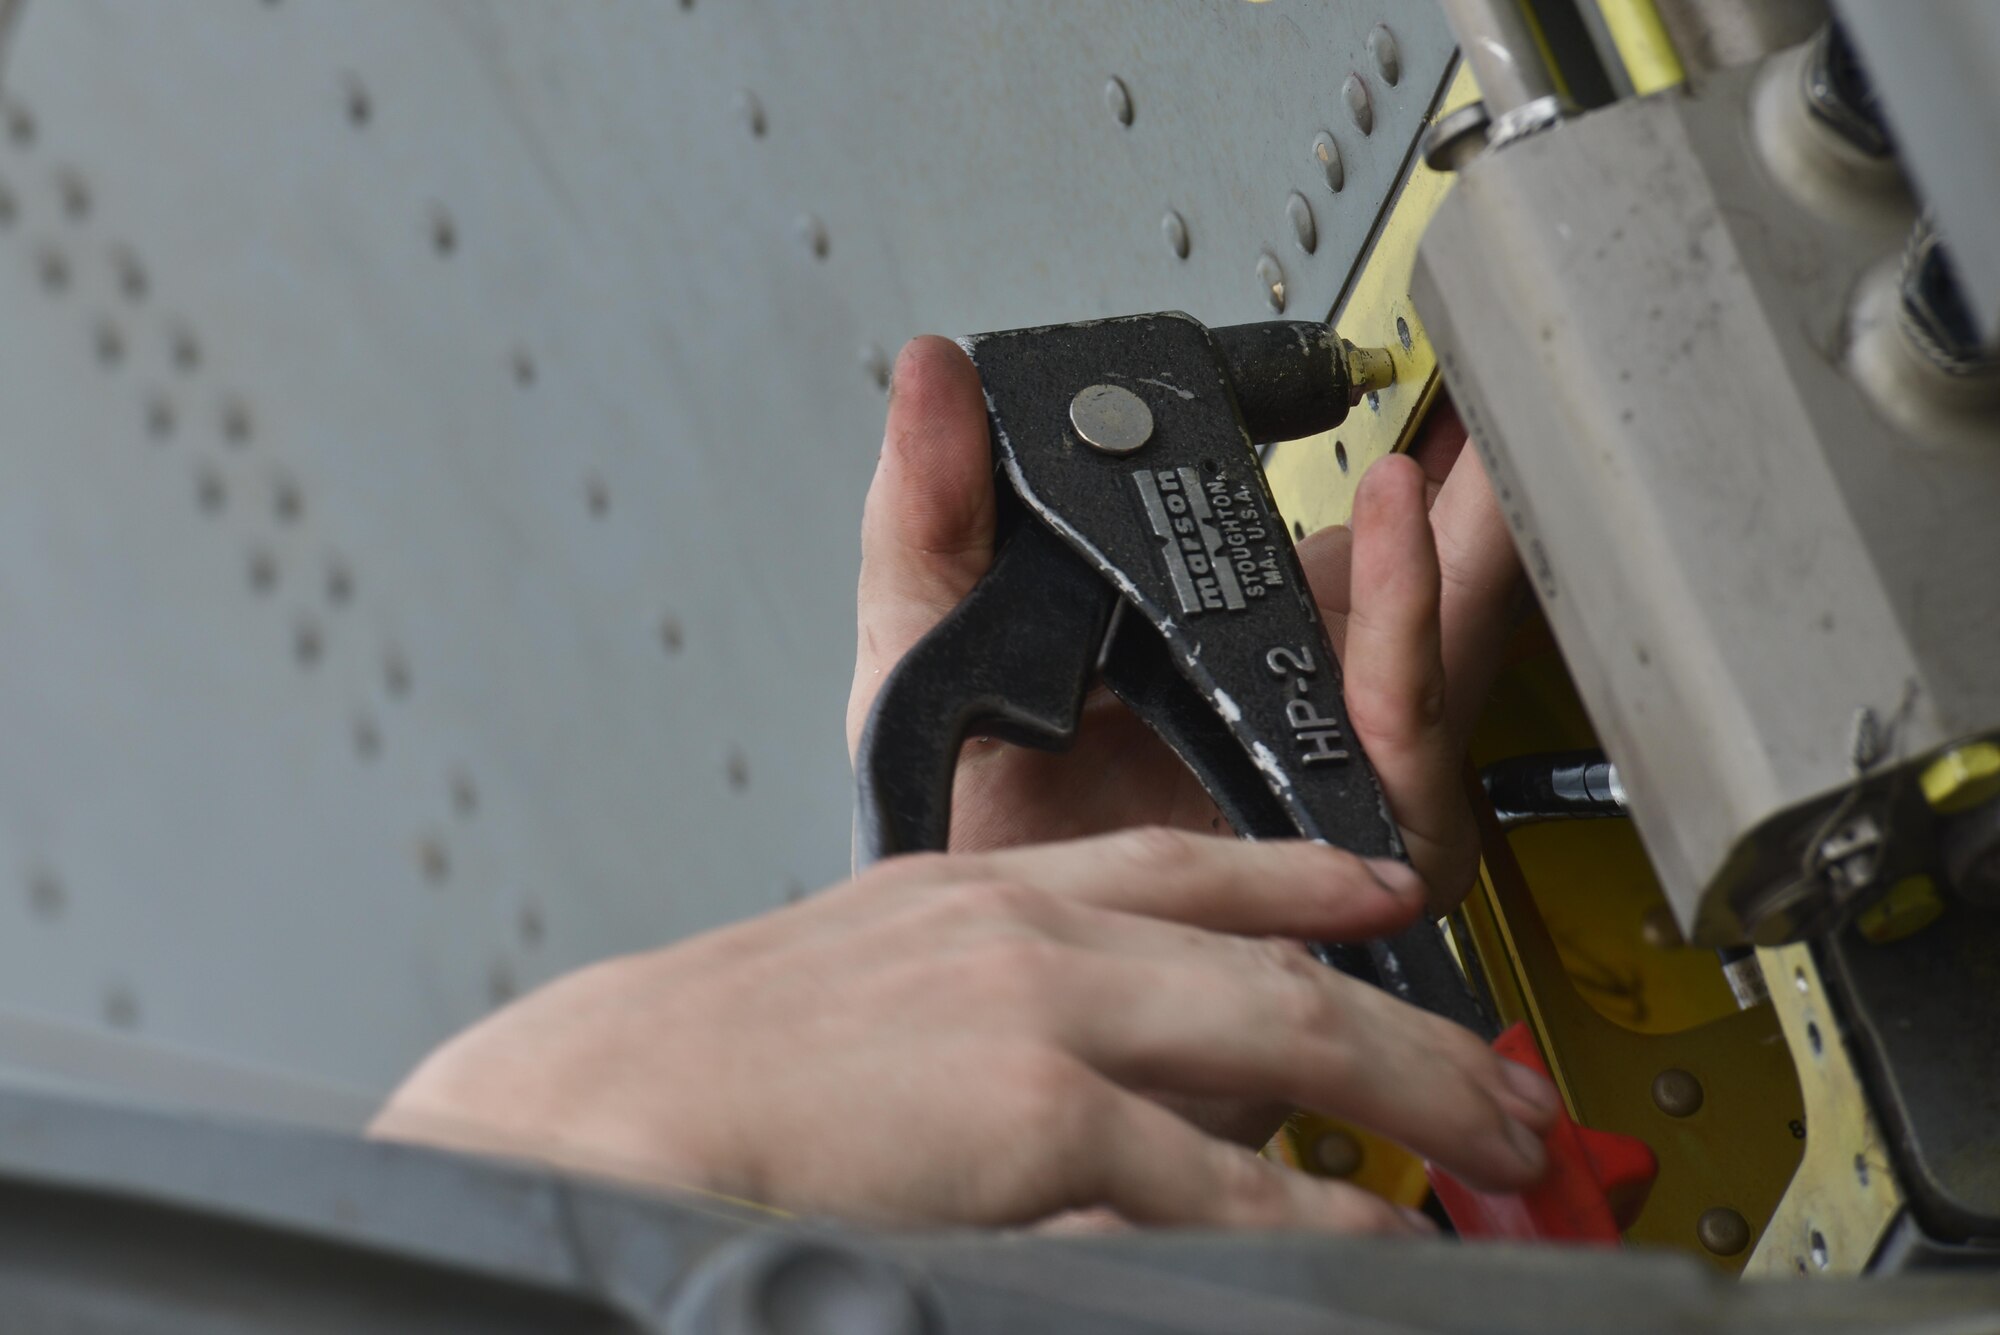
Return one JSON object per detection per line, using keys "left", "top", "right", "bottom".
{"left": 1426, "top": 1023, "right": 1658, "bottom": 1243}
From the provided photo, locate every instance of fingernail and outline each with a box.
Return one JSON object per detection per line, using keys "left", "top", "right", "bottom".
{"left": 1501, "top": 1060, "right": 1562, "bottom": 1117}
{"left": 1504, "top": 1116, "right": 1548, "bottom": 1173}
{"left": 1364, "top": 857, "right": 1424, "bottom": 902}
{"left": 1399, "top": 1205, "right": 1440, "bottom": 1235}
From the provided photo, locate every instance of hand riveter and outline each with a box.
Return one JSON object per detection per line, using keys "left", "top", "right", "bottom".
{"left": 852, "top": 311, "right": 1657, "bottom": 1241}
{"left": 852, "top": 311, "right": 1484, "bottom": 1031}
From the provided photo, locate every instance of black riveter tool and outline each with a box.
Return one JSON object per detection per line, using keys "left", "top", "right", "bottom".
{"left": 854, "top": 311, "right": 1492, "bottom": 1035}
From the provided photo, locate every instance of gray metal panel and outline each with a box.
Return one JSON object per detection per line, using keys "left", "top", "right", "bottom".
{"left": 0, "top": 2, "right": 1454, "bottom": 1100}
{"left": 1836, "top": 0, "right": 2000, "bottom": 345}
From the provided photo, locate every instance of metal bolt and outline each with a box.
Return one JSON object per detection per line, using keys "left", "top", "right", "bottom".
{"left": 1343, "top": 74, "right": 1374, "bottom": 136}
{"left": 1161, "top": 209, "right": 1189, "bottom": 260}
{"left": 1369, "top": 25, "right": 1402, "bottom": 86}
{"left": 1855, "top": 874, "right": 1944, "bottom": 944}
{"left": 1069, "top": 383, "right": 1153, "bottom": 456}
{"left": 1312, "top": 131, "right": 1345, "bottom": 192}
{"left": 1920, "top": 742, "right": 2000, "bottom": 814}
{"left": 1311, "top": 1128, "right": 1363, "bottom": 1177}
{"left": 1696, "top": 1206, "right": 1751, "bottom": 1257}
{"left": 1285, "top": 191, "right": 1317, "bottom": 255}
{"left": 1104, "top": 76, "right": 1133, "bottom": 127}
{"left": 1651, "top": 1068, "right": 1704, "bottom": 1118}
{"left": 1256, "top": 251, "right": 1287, "bottom": 313}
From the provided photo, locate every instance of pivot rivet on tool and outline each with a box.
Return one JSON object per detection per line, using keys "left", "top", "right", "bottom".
{"left": 1069, "top": 383, "right": 1153, "bottom": 455}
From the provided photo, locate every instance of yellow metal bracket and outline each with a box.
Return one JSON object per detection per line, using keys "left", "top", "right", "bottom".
{"left": 1263, "top": 63, "right": 1480, "bottom": 535}
{"left": 1744, "top": 944, "right": 1903, "bottom": 1276}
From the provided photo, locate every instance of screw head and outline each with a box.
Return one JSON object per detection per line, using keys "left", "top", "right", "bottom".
{"left": 1256, "top": 251, "right": 1287, "bottom": 313}
{"left": 1697, "top": 1206, "right": 1751, "bottom": 1256}
{"left": 1069, "top": 383, "right": 1153, "bottom": 456}
{"left": 1310, "top": 1128, "right": 1363, "bottom": 1177}
{"left": 1651, "top": 1067, "right": 1705, "bottom": 1118}
{"left": 1312, "top": 131, "right": 1345, "bottom": 192}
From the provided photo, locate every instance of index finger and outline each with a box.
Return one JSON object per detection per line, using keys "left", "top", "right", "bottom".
{"left": 847, "top": 337, "right": 997, "bottom": 754}
{"left": 923, "top": 826, "right": 1429, "bottom": 943}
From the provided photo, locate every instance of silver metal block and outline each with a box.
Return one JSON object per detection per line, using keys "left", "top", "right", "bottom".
{"left": 1415, "top": 55, "right": 2000, "bottom": 943}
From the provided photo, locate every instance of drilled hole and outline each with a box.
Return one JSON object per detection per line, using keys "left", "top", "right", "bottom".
{"left": 1810, "top": 1230, "right": 1829, "bottom": 1270}
{"left": 430, "top": 207, "right": 457, "bottom": 257}
{"left": 221, "top": 398, "right": 254, "bottom": 446}
{"left": 36, "top": 244, "right": 70, "bottom": 294}
{"left": 343, "top": 74, "right": 372, "bottom": 127}
{"left": 273, "top": 475, "right": 303, "bottom": 524}
{"left": 511, "top": 347, "right": 536, "bottom": 387}
{"left": 147, "top": 393, "right": 177, "bottom": 441}
{"left": 487, "top": 961, "right": 517, "bottom": 1007}
{"left": 92, "top": 316, "right": 125, "bottom": 368}
{"left": 247, "top": 547, "right": 278, "bottom": 595}
{"left": 585, "top": 475, "right": 609, "bottom": 518}
{"left": 726, "top": 747, "right": 750, "bottom": 792}
{"left": 384, "top": 650, "right": 412, "bottom": 699}
{"left": 660, "top": 614, "right": 685, "bottom": 655}
{"left": 293, "top": 616, "right": 324, "bottom": 668}
{"left": 417, "top": 836, "right": 450, "bottom": 885}
{"left": 450, "top": 769, "right": 478, "bottom": 819}
{"left": 1853, "top": 1152, "right": 1870, "bottom": 1188}
{"left": 111, "top": 245, "right": 148, "bottom": 302}
{"left": 26, "top": 869, "right": 66, "bottom": 922}
{"left": 326, "top": 560, "right": 354, "bottom": 607}
{"left": 54, "top": 167, "right": 90, "bottom": 222}
{"left": 1335, "top": 440, "right": 1349, "bottom": 473}
{"left": 5, "top": 102, "right": 36, "bottom": 149}
{"left": 1292, "top": 520, "right": 1305, "bottom": 541}
{"left": 1806, "top": 1020, "right": 1823, "bottom": 1056}
{"left": 194, "top": 463, "right": 225, "bottom": 513}
{"left": 101, "top": 984, "right": 141, "bottom": 1031}
{"left": 1794, "top": 966, "right": 1809, "bottom": 993}
{"left": 169, "top": 323, "right": 201, "bottom": 373}
{"left": 1396, "top": 315, "right": 1413, "bottom": 352}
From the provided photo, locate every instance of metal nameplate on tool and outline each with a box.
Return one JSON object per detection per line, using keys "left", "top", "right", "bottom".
{"left": 855, "top": 311, "right": 1486, "bottom": 1032}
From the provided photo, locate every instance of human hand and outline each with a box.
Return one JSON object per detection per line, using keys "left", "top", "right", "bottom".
{"left": 846, "top": 338, "right": 1521, "bottom": 912}
{"left": 371, "top": 830, "right": 1558, "bottom": 1231}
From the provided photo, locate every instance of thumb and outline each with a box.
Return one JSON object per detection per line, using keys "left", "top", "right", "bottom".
{"left": 847, "top": 337, "right": 997, "bottom": 758}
